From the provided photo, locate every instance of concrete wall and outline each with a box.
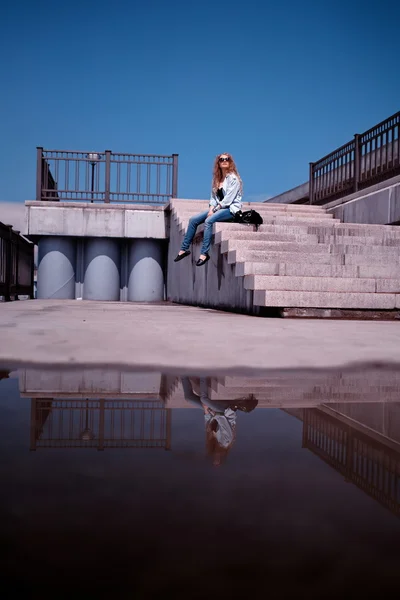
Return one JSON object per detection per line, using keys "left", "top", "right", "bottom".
{"left": 167, "top": 213, "right": 257, "bottom": 314}
{"left": 264, "top": 181, "right": 309, "bottom": 205}
{"left": 25, "top": 202, "right": 168, "bottom": 239}
{"left": 325, "top": 175, "right": 400, "bottom": 225}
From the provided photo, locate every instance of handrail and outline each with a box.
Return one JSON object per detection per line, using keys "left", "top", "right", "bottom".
{"left": 310, "top": 111, "right": 400, "bottom": 204}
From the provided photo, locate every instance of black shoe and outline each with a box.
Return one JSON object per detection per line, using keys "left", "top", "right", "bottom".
{"left": 196, "top": 254, "right": 210, "bottom": 267}
{"left": 174, "top": 250, "right": 191, "bottom": 262}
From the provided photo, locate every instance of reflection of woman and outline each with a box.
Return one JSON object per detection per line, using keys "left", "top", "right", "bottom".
{"left": 181, "top": 377, "right": 258, "bottom": 466}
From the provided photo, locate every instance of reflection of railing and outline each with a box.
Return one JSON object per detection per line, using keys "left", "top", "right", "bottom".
{"left": 0, "top": 222, "right": 34, "bottom": 301}
{"left": 36, "top": 147, "right": 179, "bottom": 203}
{"left": 30, "top": 399, "right": 172, "bottom": 451}
{"left": 310, "top": 112, "right": 400, "bottom": 204}
{"left": 303, "top": 408, "right": 400, "bottom": 516}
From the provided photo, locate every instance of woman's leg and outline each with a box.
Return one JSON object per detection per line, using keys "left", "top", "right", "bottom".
{"left": 200, "top": 208, "right": 233, "bottom": 256}
{"left": 180, "top": 210, "right": 209, "bottom": 252}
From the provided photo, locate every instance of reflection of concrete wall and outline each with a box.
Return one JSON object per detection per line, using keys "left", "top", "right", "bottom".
{"left": 19, "top": 369, "right": 162, "bottom": 399}
{"left": 327, "top": 402, "right": 400, "bottom": 443}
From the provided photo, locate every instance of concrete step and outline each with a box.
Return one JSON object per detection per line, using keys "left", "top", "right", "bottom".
{"left": 222, "top": 239, "right": 400, "bottom": 257}
{"left": 235, "top": 261, "right": 400, "bottom": 279}
{"left": 253, "top": 289, "right": 398, "bottom": 309}
{"left": 221, "top": 240, "right": 333, "bottom": 255}
{"left": 214, "top": 230, "right": 319, "bottom": 244}
{"left": 171, "top": 200, "right": 328, "bottom": 213}
{"left": 175, "top": 208, "right": 336, "bottom": 220}
{"left": 229, "top": 248, "right": 400, "bottom": 267}
{"left": 212, "top": 222, "right": 400, "bottom": 238}
{"left": 175, "top": 208, "right": 334, "bottom": 219}
{"left": 228, "top": 249, "right": 342, "bottom": 265}
{"left": 215, "top": 230, "right": 400, "bottom": 247}
{"left": 244, "top": 275, "right": 380, "bottom": 293}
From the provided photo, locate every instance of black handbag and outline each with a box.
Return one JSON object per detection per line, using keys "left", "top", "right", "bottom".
{"left": 234, "top": 209, "right": 263, "bottom": 230}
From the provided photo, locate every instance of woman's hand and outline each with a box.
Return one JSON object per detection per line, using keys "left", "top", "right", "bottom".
{"left": 207, "top": 208, "right": 214, "bottom": 217}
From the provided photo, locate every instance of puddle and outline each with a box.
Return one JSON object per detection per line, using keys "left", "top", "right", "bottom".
{"left": 1, "top": 366, "right": 399, "bottom": 597}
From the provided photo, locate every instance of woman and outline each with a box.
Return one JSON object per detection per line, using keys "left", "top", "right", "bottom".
{"left": 174, "top": 153, "right": 243, "bottom": 266}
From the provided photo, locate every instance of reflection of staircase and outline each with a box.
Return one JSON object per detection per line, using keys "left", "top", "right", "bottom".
{"left": 163, "top": 371, "right": 400, "bottom": 408}
{"left": 168, "top": 199, "right": 400, "bottom": 313}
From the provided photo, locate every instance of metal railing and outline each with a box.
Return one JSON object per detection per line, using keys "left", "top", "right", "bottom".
{"left": 0, "top": 222, "right": 34, "bottom": 301}
{"left": 30, "top": 399, "right": 172, "bottom": 450}
{"left": 303, "top": 408, "right": 400, "bottom": 516}
{"left": 36, "top": 147, "right": 178, "bottom": 204}
{"left": 310, "top": 112, "right": 400, "bottom": 204}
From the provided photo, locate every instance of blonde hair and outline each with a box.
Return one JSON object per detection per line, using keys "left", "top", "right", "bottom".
{"left": 212, "top": 152, "right": 242, "bottom": 192}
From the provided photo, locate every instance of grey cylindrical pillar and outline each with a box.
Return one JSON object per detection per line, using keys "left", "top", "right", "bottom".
{"left": 37, "top": 236, "right": 76, "bottom": 299}
{"left": 83, "top": 239, "right": 120, "bottom": 301}
{"left": 128, "top": 239, "right": 164, "bottom": 302}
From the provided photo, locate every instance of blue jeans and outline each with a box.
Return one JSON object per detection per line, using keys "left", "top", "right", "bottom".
{"left": 180, "top": 209, "right": 234, "bottom": 255}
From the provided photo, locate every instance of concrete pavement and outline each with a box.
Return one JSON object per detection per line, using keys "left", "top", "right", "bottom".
{"left": 1, "top": 300, "right": 400, "bottom": 374}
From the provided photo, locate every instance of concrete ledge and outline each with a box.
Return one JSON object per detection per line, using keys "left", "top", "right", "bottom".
{"left": 25, "top": 201, "right": 168, "bottom": 238}
{"left": 325, "top": 175, "right": 400, "bottom": 225}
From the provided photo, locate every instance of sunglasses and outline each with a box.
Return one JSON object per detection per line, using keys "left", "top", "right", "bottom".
{"left": 219, "top": 157, "right": 230, "bottom": 163}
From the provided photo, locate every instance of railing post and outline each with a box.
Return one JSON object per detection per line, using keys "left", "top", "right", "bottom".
{"left": 4, "top": 225, "right": 12, "bottom": 302}
{"left": 104, "top": 150, "right": 111, "bottom": 203}
{"left": 172, "top": 154, "right": 179, "bottom": 198}
{"left": 30, "top": 244, "right": 35, "bottom": 299}
{"left": 36, "top": 147, "right": 43, "bottom": 201}
{"left": 354, "top": 134, "right": 360, "bottom": 192}
{"left": 309, "top": 162, "right": 314, "bottom": 205}
{"left": 13, "top": 231, "right": 20, "bottom": 300}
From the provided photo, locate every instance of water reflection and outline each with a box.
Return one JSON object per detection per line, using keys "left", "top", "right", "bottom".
{"left": 181, "top": 376, "right": 258, "bottom": 466}
{"left": 30, "top": 399, "right": 171, "bottom": 451}
{"left": 2, "top": 366, "right": 400, "bottom": 517}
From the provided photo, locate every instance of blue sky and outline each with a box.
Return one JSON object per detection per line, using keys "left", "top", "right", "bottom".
{"left": 0, "top": 0, "right": 399, "bottom": 207}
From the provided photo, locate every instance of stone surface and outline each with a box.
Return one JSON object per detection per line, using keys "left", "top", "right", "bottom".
{"left": 253, "top": 290, "right": 397, "bottom": 309}
{"left": 244, "top": 275, "right": 376, "bottom": 293}
{"left": 26, "top": 201, "right": 168, "bottom": 239}
{"left": 2, "top": 300, "right": 400, "bottom": 374}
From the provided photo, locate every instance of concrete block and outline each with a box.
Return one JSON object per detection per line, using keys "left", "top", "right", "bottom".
{"left": 244, "top": 275, "right": 376, "bottom": 293}
{"left": 29, "top": 206, "right": 84, "bottom": 236}
{"left": 389, "top": 183, "right": 400, "bottom": 224}
{"left": 376, "top": 279, "right": 400, "bottom": 293}
{"left": 340, "top": 189, "right": 391, "bottom": 225}
{"left": 253, "top": 290, "right": 397, "bottom": 309}
{"left": 344, "top": 253, "right": 400, "bottom": 266}
{"left": 332, "top": 244, "right": 400, "bottom": 256}
{"left": 83, "top": 208, "right": 124, "bottom": 237}
{"left": 125, "top": 210, "right": 167, "bottom": 238}
{"left": 358, "top": 265, "right": 400, "bottom": 278}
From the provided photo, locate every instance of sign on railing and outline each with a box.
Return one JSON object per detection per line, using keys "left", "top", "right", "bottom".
{"left": 310, "top": 112, "right": 400, "bottom": 204}
{"left": 36, "top": 148, "right": 179, "bottom": 204}
{"left": 0, "top": 222, "right": 34, "bottom": 301}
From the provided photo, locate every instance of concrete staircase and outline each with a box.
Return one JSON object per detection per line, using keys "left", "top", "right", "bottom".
{"left": 168, "top": 199, "right": 400, "bottom": 313}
